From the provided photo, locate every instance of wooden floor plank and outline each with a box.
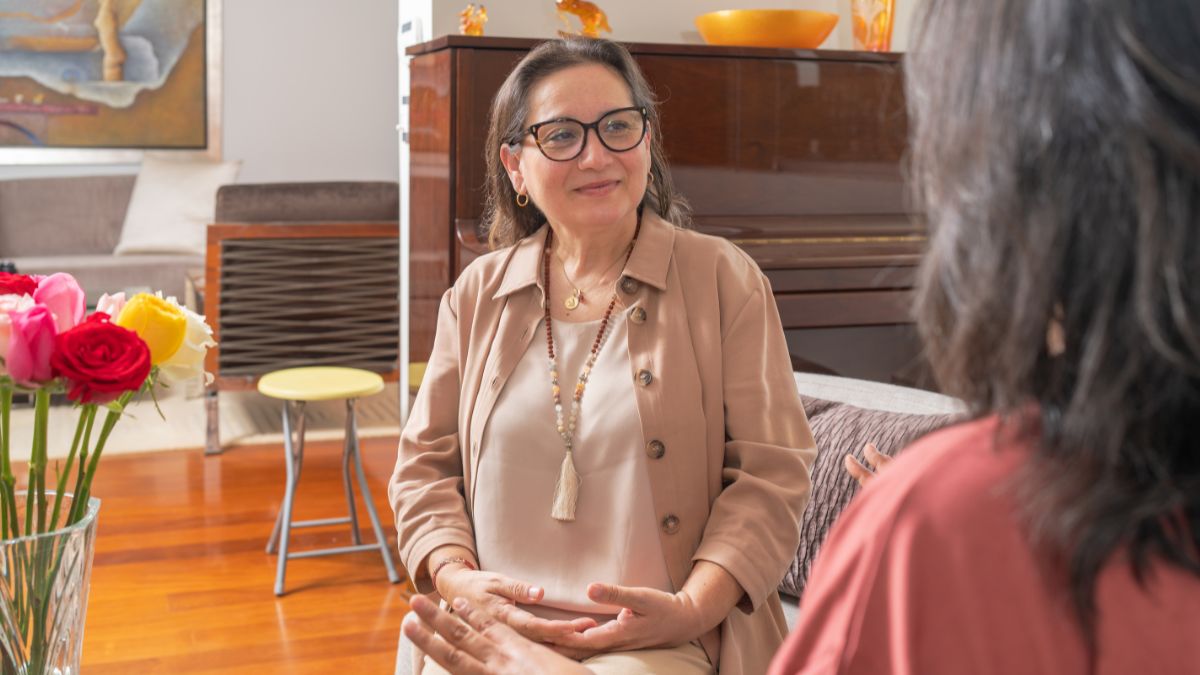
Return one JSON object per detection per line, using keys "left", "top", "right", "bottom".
{"left": 15, "top": 435, "right": 413, "bottom": 673}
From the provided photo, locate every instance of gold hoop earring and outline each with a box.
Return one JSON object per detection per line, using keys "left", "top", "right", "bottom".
{"left": 516, "top": 192, "right": 530, "bottom": 208}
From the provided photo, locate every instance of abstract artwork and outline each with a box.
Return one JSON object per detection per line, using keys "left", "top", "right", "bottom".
{"left": 0, "top": 0, "right": 220, "bottom": 162}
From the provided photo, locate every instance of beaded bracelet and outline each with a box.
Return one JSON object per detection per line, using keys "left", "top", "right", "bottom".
{"left": 431, "top": 556, "right": 476, "bottom": 588}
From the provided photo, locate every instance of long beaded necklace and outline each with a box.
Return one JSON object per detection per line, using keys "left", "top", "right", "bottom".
{"left": 543, "top": 216, "right": 641, "bottom": 522}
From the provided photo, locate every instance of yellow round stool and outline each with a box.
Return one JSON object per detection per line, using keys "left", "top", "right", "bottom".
{"left": 258, "top": 366, "right": 399, "bottom": 596}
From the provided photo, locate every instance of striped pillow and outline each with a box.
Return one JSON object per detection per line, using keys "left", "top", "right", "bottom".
{"left": 779, "top": 396, "right": 961, "bottom": 598}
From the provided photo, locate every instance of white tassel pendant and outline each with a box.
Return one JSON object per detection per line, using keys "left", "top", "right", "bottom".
{"left": 540, "top": 222, "right": 638, "bottom": 523}
{"left": 551, "top": 450, "right": 582, "bottom": 521}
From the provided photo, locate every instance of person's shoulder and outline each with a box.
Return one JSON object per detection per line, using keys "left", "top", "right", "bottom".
{"left": 665, "top": 222, "right": 767, "bottom": 312}
{"left": 448, "top": 239, "right": 527, "bottom": 303}
{"left": 671, "top": 224, "right": 762, "bottom": 278}
{"left": 858, "top": 415, "right": 1031, "bottom": 531}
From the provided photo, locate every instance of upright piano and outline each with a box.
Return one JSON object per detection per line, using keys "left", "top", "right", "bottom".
{"left": 407, "top": 36, "right": 928, "bottom": 386}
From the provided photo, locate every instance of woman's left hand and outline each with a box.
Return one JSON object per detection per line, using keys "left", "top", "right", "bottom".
{"left": 545, "top": 583, "right": 709, "bottom": 653}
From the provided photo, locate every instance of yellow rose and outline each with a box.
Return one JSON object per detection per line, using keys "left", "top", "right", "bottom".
{"left": 115, "top": 293, "right": 187, "bottom": 365}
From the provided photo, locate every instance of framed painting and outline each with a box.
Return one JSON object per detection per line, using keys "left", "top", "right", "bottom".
{"left": 0, "top": 0, "right": 222, "bottom": 163}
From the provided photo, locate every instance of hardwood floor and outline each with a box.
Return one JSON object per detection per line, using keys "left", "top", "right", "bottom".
{"left": 36, "top": 436, "right": 414, "bottom": 673}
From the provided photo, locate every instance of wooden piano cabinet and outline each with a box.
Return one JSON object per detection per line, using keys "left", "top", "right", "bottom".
{"left": 407, "top": 36, "right": 929, "bottom": 387}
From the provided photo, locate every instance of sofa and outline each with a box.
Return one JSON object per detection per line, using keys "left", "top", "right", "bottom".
{"left": 0, "top": 175, "right": 203, "bottom": 303}
{"left": 393, "top": 373, "right": 965, "bottom": 673}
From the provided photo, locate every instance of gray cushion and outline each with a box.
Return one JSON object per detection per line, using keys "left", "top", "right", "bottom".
{"left": 12, "top": 253, "right": 202, "bottom": 304}
{"left": 778, "top": 397, "right": 961, "bottom": 599}
{"left": 0, "top": 175, "right": 135, "bottom": 256}
{"left": 215, "top": 182, "right": 398, "bottom": 223}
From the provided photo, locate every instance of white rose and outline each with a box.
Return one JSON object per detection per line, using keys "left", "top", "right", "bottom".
{"left": 95, "top": 292, "right": 127, "bottom": 318}
{"left": 156, "top": 296, "right": 217, "bottom": 386}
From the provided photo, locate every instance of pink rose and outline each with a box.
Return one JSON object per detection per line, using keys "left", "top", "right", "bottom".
{"left": 6, "top": 305, "right": 57, "bottom": 385}
{"left": 33, "top": 273, "right": 85, "bottom": 334}
{"left": 0, "top": 294, "right": 36, "bottom": 377}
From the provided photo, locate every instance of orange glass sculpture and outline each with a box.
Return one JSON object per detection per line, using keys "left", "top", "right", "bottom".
{"left": 851, "top": 0, "right": 895, "bottom": 52}
{"left": 459, "top": 4, "right": 488, "bottom": 36}
{"left": 556, "top": 0, "right": 611, "bottom": 39}
{"left": 695, "top": 10, "right": 839, "bottom": 50}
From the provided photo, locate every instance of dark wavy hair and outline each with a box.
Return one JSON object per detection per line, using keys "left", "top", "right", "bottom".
{"left": 908, "top": 0, "right": 1200, "bottom": 649}
{"left": 483, "top": 38, "right": 690, "bottom": 249}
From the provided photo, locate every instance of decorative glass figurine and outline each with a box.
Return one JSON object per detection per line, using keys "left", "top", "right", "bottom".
{"left": 459, "top": 4, "right": 488, "bottom": 36}
{"left": 555, "top": 0, "right": 612, "bottom": 39}
{"left": 851, "top": 0, "right": 895, "bottom": 52}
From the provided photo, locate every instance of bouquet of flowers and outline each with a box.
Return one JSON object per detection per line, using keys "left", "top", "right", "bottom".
{"left": 0, "top": 270, "right": 215, "bottom": 672}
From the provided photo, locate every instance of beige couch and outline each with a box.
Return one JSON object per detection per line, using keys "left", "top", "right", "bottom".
{"left": 0, "top": 175, "right": 202, "bottom": 303}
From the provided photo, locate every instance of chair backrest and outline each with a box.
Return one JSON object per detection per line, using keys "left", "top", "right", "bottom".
{"left": 205, "top": 182, "right": 400, "bottom": 389}
{"left": 214, "top": 181, "right": 398, "bottom": 223}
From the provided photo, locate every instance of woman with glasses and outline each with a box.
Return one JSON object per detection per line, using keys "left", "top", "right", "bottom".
{"left": 391, "top": 37, "right": 815, "bottom": 675}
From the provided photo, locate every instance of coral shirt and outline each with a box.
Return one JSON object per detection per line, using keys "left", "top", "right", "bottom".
{"left": 770, "top": 415, "right": 1200, "bottom": 675}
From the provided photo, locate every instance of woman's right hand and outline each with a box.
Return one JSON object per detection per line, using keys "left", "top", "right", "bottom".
{"left": 406, "top": 595, "right": 591, "bottom": 675}
{"left": 436, "top": 566, "right": 597, "bottom": 641}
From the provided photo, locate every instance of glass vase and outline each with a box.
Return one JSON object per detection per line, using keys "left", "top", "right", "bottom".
{"left": 0, "top": 493, "right": 100, "bottom": 675}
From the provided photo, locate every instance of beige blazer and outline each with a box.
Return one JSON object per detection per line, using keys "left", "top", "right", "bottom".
{"left": 390, "top": 212, "right": 816, "bottom": 674}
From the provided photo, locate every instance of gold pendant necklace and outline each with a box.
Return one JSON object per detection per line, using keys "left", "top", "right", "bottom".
{"left": 564, "top": 288, "right": 581, "bottom": 311}
{"left": 556, "top": 244, "right": 629, "bottom": 312}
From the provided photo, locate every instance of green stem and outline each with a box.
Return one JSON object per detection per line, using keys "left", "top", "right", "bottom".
{"left": 50, "top": 405, "right": 95, "bottom": 532}
{"left": 70, "top": 407, "right": 96, "bottom": 523}
{"left": 70, "top": 391, "right": 133, "bottom": 524}
{"left": 29, "top": 389, "right": 50, "bottom": 535}
{"left": 25, "top": 391, "right": 44, "bottom": 536}
{"left": 1, "top": 385, "right": 11, "bottom": 540}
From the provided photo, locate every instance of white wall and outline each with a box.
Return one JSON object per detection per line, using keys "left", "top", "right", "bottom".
{"left": 0, "top": 1, "right": 400, "bottom": 183}
{"left": 223, "top": 1, "right": 398, "bottom": 183}
{"left": 406, "top": 0, "right": 920, "bottom": 52}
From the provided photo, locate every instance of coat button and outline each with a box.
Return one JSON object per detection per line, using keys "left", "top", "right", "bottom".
{"left": 661, "top": 514, "right": 680, "bottom": 534}
{"left": 636, "top": 369, "right": 653, "bottom": 386}
{"left": 646, "top": 440, "right": 665, "bottom": 459}
{"left": 620, "top": 277, "right": 640, "bottom": 295}
{"left": 629, "top": 306, "right": 646, "bottom": 324}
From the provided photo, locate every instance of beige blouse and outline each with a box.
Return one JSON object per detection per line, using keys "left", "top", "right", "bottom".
{"left": 474, "top": 313, "right": 674, "bottom": 620}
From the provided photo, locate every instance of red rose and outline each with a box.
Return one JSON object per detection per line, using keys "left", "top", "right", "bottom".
{"left": 51, "top": 320, "right": 151, "bottom": 404}
{"left": 0, "top": 272, "right": 37, "bottom": 297}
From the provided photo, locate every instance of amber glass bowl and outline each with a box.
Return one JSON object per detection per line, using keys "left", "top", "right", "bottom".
{"left": 695, "top": 9, "right": 839, "bottom": 49}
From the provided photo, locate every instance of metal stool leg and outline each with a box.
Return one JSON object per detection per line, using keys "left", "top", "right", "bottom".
{"left": 347, "top": 398, "right": 400, "bottom": 584}
{"left": 273, "top": 400, "right": 306, "bottom": 596}
{"left": 342, "top": 405, "right": 362, "bottom": 546}
{"left": 266, "top": 401, "right": 306, "bottom": 555}
{"left": 204, "top": 389, "right": 222, "bottom": 455}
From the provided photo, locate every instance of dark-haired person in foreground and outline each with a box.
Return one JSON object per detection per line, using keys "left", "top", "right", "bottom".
{"left": 403, "top": 0, "right": 1200, "bottom": 671}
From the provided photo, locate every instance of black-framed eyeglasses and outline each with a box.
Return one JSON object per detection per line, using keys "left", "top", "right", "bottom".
{"left": 519, "top": 106, "right": 648, "bottom": 162}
